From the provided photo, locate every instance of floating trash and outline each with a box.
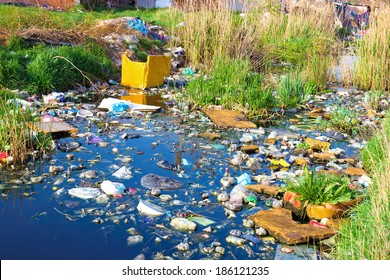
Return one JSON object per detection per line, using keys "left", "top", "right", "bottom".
{"left": 141, "top": 174, "right": 184, "bottom": 190}
{"left": 68, "top": 187, "right": 101, "bottom": 199}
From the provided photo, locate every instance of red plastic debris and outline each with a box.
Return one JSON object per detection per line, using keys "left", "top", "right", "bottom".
{"left": 309, "top": 220, "right": 328, "bottom": 228}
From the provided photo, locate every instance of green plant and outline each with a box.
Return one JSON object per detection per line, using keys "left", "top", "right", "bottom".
{"left": 326, "top": 105, "right": 361, "bottom": 135}
{"left": 365, "top": 90, "right": 385, "bottom": 111}
{"left": 186, "top": 56, "right": 275, "bottom": 115}
{"left": 285, "top": 168, "right": 357, "bottom": 205}
{"left": 0, "top": 41, "right": 113, "bottom": 93}
{"left": 333, "top": 113, "right": 390, "bottom": 260}
{"left": 0, "top": 90, "right": 52, "bottom": 165}
{"left": 296, "top": 142, "right": 310, "bottom": 149}
{"left": 276, "top": 73, "right": 315, "bottom": 109}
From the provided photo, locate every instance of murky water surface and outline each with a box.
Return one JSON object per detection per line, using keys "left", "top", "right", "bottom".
{"left": 0, "top": 92, "right": 364, "bottom": 260}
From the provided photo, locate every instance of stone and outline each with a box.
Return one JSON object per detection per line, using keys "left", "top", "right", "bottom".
{"left": 241, "top": 145, "right": 259, "bottom": 154}
{"left": 203, "top": 109, "right": 257, "bottom": 129}
{"left": 249, "top": 208, "right": 336, "bottom": 245}
{"left": 280, "top": 246, "right": 294, "bottom": 254}
{"left": 245, "top": 184, "right": 281, "bottom": 197}
{"left": 305, "top": 138, "right": 330, "bottom": 151}
{"left": 226, "top": 235, "right": 247, "bottom": 246}
{"left": 197, "top": 132, "right": 221, "bottom": 140}
{"left": 295, "top": 158, "right": 309, "bottom": 166}
{"left": 264, "top": 138, "right": 277, "bottom": 145}
{"left": 255, "top": 227, "right": 268, "bottom": 236}
{"left": 344, "top": 167, "right": 367, "bottom": 176}
{"left": 141, "top": 174, "right": 184, "bottom": 190}
{"left": 170, "top": 218, "right": 197, "bottom": 232}
{"left": 291, "top": 148, "right": 309, "bottom": 157}
{"left": 311, "top": 152, "right": 336, "bottom": 161}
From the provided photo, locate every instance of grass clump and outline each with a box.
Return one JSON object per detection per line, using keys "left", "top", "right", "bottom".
{"left": 333, "top": 116, "right": 390, "bottom": 260}
{"left": 276, "top": 73, "right": 316, "bottom": 109}
{"left": 186, "top": 56, "right": 275, "bottom": 115}
{"left": 285, "top": 167, "right": 357, "bottom": 206}
{"left": 323, "top": 105, "right": 361, "bottom": 135}
{"left": 0, "top": 90, "right": 52, "bottom": 166}
{"left": 353, "top": 7, "right": 390, "bottom": 91}
{"left": 0, "top": 39, "right": 113, "bottom": 94}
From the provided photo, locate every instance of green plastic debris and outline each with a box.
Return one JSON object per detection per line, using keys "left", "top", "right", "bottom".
{"left": 244, "top": 195, "right": 258, "bottom": 204}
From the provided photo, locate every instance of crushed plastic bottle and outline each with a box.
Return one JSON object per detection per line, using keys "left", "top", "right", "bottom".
{"left": 112, "top": 102, "right": 130, "bottom": 112}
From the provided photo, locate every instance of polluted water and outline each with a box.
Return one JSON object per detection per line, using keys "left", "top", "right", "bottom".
{"left": 0, "top": 88, "right": 375, "bottom": 260}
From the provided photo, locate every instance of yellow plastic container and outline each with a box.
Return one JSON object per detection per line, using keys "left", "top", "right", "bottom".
{"left": 121, "top": 54, "right": 171, "bottom": 89}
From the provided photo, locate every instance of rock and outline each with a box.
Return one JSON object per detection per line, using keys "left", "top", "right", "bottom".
{"left": 170, "top": 218, "right": 197, "bottom": 232}
{"left": 280, "top": 246, "right": 294, "bottom": 254}
{"left": 141, "top": 173, "right": 184, "bottom": 190}
{"left": 220, "top": 177, "right": 235, "bottom": 187}
{"left": 311, "top": 152, "right": 336, "bottom": 161}
{"left": 197, "top": 131, "right": 222, "bottom": 140}
{"left": 305, "top": 138, "right": 330, "bottom": 151}
{"left": 272, "top": 200, "right": 283, "bottom": 208}
{"left": 264, "top": 138, "right": 277, "bottom": 145}
{"left": 223, "top": 201, "right": 243, "bottom": 211}
{"left": 249, "top": 208, "right": 336, "bottom": 245}
{"left": 295, "top": 158, "right": 309, "bottom": 166}
{"left": 245, "top": 184, "right": 281, "bottom": 197}
{"left": 241, "top": 145, "right": 259, "bottom": 154}
{"left": 255, "top": 227, "right": 268, "bottom": 236}
{"left": 243, "top": 219, "right": 255, "bottom": 228}
{"left": 127, "top": 235, "right": 144, "bottom": 245}
{"left": 226, "top": 235, "right": 246, "bottom": 246}
{"left": 229, "top": 229, "right": 242, "bottom": 237}
{"left": 177, "top": 242, "right": 190, "bottom": 251}
{"left": 215, "top": 246, "right": 225, "bottom": 255}
{"left": 344, "top": 167, "right": 367, "bottom": 176}
{"left": 217, "top": 192, "right": 230, "bottom": 202}
{"left": 291, "top": 148, "right": 308, "bottom": 157}
{"left": 203, "top": 109, "right": 257, "bottom": 129}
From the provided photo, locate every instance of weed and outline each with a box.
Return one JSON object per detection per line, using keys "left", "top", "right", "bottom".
{"left": 276, "top": 73, "right": 315, "bottom": 109}
{"left": 0, "top": 89, "right": 52, "bottom": 165}
{"left": 333, "top": 115, "right": 390, "bottom": 260}
{"left": 0, "top": 40, "right": 113, "bottom": 94}
{"left": 364, "top": 90, "right": 385, "bottom": 111}
{"left": 325, "top": 105, "right": 361, "bottom": 135}
{"left": 285, "top": 167, "right": 357, "bottom": 205}
{"left": 186, "top": 56, "right": 275, "bottom": 115}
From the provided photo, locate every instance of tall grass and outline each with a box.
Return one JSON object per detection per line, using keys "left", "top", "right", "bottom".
{"left": 276, "top": 72, "right": 316, "bottom": 109}
{"left": 353, "top": 7, "right": 390, "bottom": 91}
{"left": 333, "top": 114, "right": 390, "bottom": 259}
{"left": 169, "top": 0, "right": 264, "bottom": 70}
{"left": 0, "top": 90, "right": 52, "bottom": 166}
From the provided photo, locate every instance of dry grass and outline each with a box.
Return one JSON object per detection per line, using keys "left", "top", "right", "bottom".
{"left": 353, "top": 6, "right": 390, "bottom": 90}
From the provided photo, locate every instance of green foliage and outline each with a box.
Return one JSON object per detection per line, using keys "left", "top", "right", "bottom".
{"left": 0, "top": 90, "right": 52, "bottom": 165}
{"left": 361, "top": 112, "right": 390, "bottom": 172}
{"left": 186, "top": 56, "right": 275, "bottom": 115}
{"left": 295, "top": 142, "right": 310, "bottom": 149}
{"left": 325, "top": 105, "right": 361, "bottom": 135}
{"left": 276, "top": 73, "right": 316, "bottom": 109}
{"left": 0, "top": 40, "right": 113, "bottom": 94}
{"left": 285, "top": 168, "right": 357, "bottom": 205}
{"left": 365, "top": 90, "right": 385, "bottom": 111}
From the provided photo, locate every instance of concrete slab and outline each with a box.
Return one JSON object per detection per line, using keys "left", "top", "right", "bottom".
{"left": 245, "top": 184, "right": 281, "bottom": 197}
{"left": 203, "top": 109, "right": 257, "bottom": 129}
{"left": 36, "top": 121, "right": 78, "bottom": 134}
{"left": 249, "top": 208, "right": 336, "bottom": 245}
